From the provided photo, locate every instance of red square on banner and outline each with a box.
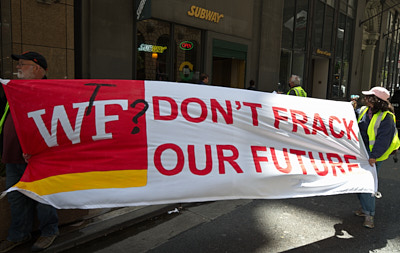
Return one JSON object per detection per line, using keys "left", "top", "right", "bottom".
{"left": 4, "top": 79, "right": 148, "bottom": 190}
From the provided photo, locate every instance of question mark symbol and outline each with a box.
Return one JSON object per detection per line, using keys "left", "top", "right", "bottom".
{"left": 130, "top": 99, "right": 149, "bottom": 134}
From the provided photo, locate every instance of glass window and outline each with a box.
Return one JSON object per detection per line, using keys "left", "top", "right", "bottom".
{"left": 292, "top": 52, "right": 305, "bottom": 79}
{"left": 343, "top": 17, "right": 353, "bottom": 61}
{"left": 174, "top": 25, "right": 202, "bottom": 83}
{"left": 282, "top": 0, "right": 295, "bottom": 49}
{"left": 155, "top": 35, "right": 170, "bottom": 81}
{"left": 381, "top": 12, "right": 400, "bottom": 90}
{"left": 332, "top": 59, "right": 342, "bottom": 97}
{"left": 136, "top": 32, "right": 146, "bottom": 80}
{"left": 381, "top": 39, "right": 389, "bottom": 87}
{"left": 340, "top": 60, "right": 349, "bottom": 98}
{"left": 322, "top": 5, "right": 334, "bottom": 50}
{"left": 341, "top": 17, "right": 353, "bottom": 98}
{"left": 397, "top": 21, "right": 400, "bottom": 43}
{"left": 340, "top": 0, "right": 347, "bottom": 14}
{"left": 393, "top": 42, "right": 399, "bottom": 88}
{"left": 326, "top": 0, "right": 356, "bottom": 99}
{"left": 347, "top": 0, "right": 355, "bottom": 18}
{"left": 332, "top": 13, "right": 352, "bottom": 99}
{"left": 279, "top": 50, "right": 292, "bottom": 93}
{"left": 313, "top": 1, "right": 325, "bottom": 48}
{"left": 326, "top": 0, "right": 335, "bottom": 7}
{"left": 136, "top": 19, "right": 171, "bottom": 81}
{"left": 336, "top": 13, "right": 346, "bottom": 59}
{"left": 280, "top": 0, "right": 310, "bottom": 91}
{"left": 293, "top": 0, "right": 308, "bottom": 49}
{"left": 388, "top": 13, "right": 394, "bottom": 39}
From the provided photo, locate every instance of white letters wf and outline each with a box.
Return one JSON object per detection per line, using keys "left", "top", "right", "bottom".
{"left": 27, "top": 100, "right": 128, "bottom": 147}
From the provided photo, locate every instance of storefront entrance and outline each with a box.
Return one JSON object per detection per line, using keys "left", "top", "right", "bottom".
{"left": 212, "top": 39, "right": 247, "bottom": 88}
{"left": 311, "top": 57, "right": 330, "bottom": 98}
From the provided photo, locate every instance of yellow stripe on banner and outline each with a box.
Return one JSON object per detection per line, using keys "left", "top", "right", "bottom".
{"left": 14, "top": 170, "right": 148, "bottom": 196}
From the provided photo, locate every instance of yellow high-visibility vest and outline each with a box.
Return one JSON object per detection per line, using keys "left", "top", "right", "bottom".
{"left": 357, "top": 106, "right": 400, "bottom": 161}
{"left": 0, "top": 102, "right": 9, "bottom": 135}
{"left": 287, "top": 86, "right": 307, "bottom": 97}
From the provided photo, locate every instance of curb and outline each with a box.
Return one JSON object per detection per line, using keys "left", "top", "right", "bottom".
{"left": 43, "top": 204, "right": 179, "bottom": 253}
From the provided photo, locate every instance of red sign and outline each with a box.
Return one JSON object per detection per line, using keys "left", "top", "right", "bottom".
{"left": 180, "top": 41, "right": 194, "bottom": 51}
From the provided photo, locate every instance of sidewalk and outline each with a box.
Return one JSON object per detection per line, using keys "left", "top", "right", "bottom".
{"left": 13, "top": 156, "right": 400, "bottom": 252}
{"left": 14, "top": 204, "right": 179, "bottom": 253}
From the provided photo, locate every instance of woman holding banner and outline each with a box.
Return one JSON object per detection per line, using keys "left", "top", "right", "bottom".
{"left": 355, "top": 86, "right": 400, "bottom": 229}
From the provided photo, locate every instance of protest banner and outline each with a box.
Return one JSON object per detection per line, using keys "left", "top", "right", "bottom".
{"left": 1, "top": 79, "right": 376, "bottom": 209}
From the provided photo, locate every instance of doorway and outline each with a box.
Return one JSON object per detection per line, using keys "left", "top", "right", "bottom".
{"left": 212, "top": 57, "right": 246, "bottom": 88}
{"left": 212, "top": 39, "right": 247, "bottom": 88}
{"left": 311, "top": 57, "right": 329, "bottom": 98}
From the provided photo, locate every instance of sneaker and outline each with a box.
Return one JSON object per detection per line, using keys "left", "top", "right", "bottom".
{"left": 0, "top": 234, "right": 31, "bottom": 253}
{"left": 363, "top": 215, "right": 375, "bottom": 229}
{"left": 31, "top": 234, "right": 57, "bottom": 252}
{"left": 354, "top": 209, "right": 366, "bottom": 217}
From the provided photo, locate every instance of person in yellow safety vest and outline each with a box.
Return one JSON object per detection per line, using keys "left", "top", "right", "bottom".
{"left": 287, "top": 75, "right": 307, "bottom": 97}
{"left": 354, "top": 86, "right": 400, "bottom": 229}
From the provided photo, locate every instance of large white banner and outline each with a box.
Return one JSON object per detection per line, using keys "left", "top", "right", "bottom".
{"left": 2, "top": 80, "right": 376, "bottom": 209}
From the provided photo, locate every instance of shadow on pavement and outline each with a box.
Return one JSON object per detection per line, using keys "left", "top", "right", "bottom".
{"left": 280, "top": 158, "right": 400, "bottom": 253}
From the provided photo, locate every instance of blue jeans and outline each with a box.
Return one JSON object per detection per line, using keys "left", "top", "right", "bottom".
{"left": 357, "top": 161, "right": 382, "bottom": 216}
{"left": 5, "top": 163, "right": 59, "bottom": 242}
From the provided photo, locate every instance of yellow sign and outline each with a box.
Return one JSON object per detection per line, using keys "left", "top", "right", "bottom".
{"left": 179, "top": 61, "right": 194, "bottom": 81}
{"left": 187, "top": 5, "right": 224, "bottom": 23}
{"left": 316, "top": 49, "right": 331, "bottom": 57}
{"left": 138, "top": 44, "right": 167, "bottom": 53}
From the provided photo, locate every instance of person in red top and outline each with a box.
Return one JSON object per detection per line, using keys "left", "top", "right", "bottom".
{"left": 0, "top": 52, "right": 59, "bottom": 253}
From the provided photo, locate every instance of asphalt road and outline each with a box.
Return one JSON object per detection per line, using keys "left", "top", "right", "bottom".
{"left": 71, "top": 156, "right": 400, "bottom": 253}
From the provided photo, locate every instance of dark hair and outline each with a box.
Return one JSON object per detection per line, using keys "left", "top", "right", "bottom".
{"left": 200, "top": 73, "right": 209, "bottom": 81}
{"left": 366, "top": 95, "right": 394, "bottom": 114}
{"left": 250, "top": 80, "right": 255, "bottom": 86}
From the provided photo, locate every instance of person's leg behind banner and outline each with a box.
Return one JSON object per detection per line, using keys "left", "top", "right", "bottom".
{"left": 356, "top": 161, "right": 382, "bottom": 229}
{"left": 0, "top": 164, "right": 34, "bottom": 253}
{"left": 32, "top": 202, "right": 59, "bottom": 252}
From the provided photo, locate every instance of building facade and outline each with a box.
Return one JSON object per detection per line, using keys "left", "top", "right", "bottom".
{"left": 0, "top": 0, "right": 399, "bottom": 97}
{"left": 280, "top": 0, "right": 357, "bottom": 99}
{"left": 77, "top": 0, "right": 283, "bottom": 91}
{"left": 0, "top": 0, "right": 74, "bottom": 80}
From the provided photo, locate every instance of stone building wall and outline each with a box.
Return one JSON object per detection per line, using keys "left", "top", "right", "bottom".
{"left": 5, "top": 0, "right": 75, "bottom": 79}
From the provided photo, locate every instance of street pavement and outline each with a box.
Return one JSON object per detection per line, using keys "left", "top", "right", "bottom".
{"left": 69, "top": 156, "right": 400, "bottom": 253}
{"left": 12, "top": 155, "right": 400, "bottom": 253}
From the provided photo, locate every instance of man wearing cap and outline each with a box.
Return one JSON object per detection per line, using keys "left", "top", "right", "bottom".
{"left": 353, "top": 86, "right": 400, "bottom": 229}
{"left": 287, "top": 75, "right": 307, "bottom": 97}
{"left": 0, "top": 52, "right": 59, "bottom": 252}
{"left": 12, "top": 51, "right": 48, "bottom": 79}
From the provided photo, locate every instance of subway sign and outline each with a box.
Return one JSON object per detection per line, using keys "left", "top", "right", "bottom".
{"left": 180, "top": 41, "right": 194, "bottom": 51}
{"left": 187, "top": 5, "right": 224, "bottom": 23}
{"left": 138, "top": 43, "right": 167, "bottom": 53}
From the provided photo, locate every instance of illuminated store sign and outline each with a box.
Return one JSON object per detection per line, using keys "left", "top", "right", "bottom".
{"left": 180, "top": 41, "right": 194, "bottom": 50}
{"left": 187, "top": 5, "right": 224, "bottom": 23}
{"left": 316, "top": 49, "right": 331, "bottom": 57}
{"left": 138, "top": 43, "right": 167, "bottom": 53}
{"left": 179, "top": 61, "right": 194, "bottom": 81}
